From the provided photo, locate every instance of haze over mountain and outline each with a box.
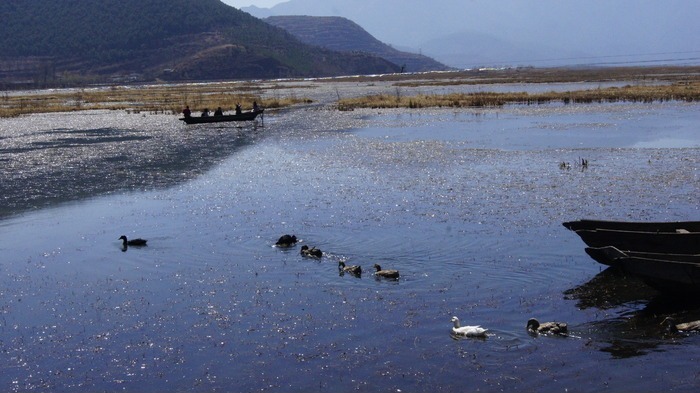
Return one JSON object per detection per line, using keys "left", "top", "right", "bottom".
{"left": 242, "top": 0, "right": 700, "bottom": 69}
{"left": 265, "top": 16, "right": 451, "bottom": 72}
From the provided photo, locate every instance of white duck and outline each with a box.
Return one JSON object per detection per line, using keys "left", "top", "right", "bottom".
{"left": 451, "top": 316, "right": 488, "bottom": 337}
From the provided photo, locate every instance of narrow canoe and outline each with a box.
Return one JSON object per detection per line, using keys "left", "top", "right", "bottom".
{"left": 179, "top": 109, "right": 263, "bottom": 124}
{"left": 563, "top": 219, "right": 700, "bottom": 232}
{"left": 574, "top": 228, "right": 700, "bottom": 254}
{"left": 615, "top": 256, "right": 700, "bottom": 294}
{"left": 584, "top": 246, "right": 700, "bottom": 267}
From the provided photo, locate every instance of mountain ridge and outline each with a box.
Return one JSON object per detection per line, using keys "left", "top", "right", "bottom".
{"left": 264, "top": 15, "right": 451, "bottom": 73}
{"left": 0, "top": 0, "right": 401, "bottom": 87}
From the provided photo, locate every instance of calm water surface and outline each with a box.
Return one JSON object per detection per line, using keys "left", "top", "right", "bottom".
{"left": 0, "top": 99, "right": 699, "bottom": 392}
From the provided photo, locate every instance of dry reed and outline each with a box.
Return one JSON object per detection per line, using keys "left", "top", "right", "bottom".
{"left": 0, "top": 82, "right": 310, "bottom": 118}
{"left": 337, "top": 81, "right": 700, "bottom": 110}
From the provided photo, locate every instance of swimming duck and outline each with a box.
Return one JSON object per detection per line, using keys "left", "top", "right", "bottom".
{"left": 451, "top": 316, "right": 488, "bottom": 337}
{"left": 119, "top": 235, "right": 147, "bottom": 247}
{"left": 526, "top": 318, "right": 568, "bottom": 335}
{"left": 373, "top": 264, "right": 399, "bottom": 279}
{"left": 661, "top": 317, "right": 700, "bottom": 333}
{"left": 300, "top": 245, "right": 323, "bottom": 258}
{"left": 275, "top": 234, "right": 298, "bottom": 247}
{"left": 338, "top": 261, "right": 362, "bottom": 276}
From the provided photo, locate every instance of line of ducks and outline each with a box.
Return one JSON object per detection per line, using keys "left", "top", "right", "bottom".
{"left": 119, "top": 233, "right": 399, "bottom": 278}
{"left": 276, "top": 234, "right": 399, "bottom": 279}
{"left": 450, "top": 317, "right": 568, "bottom": 338}
{"left": 451, "top": 316, "right": 700, "bottom": 339}
{"left": 280, "top": 234, "right": 700, "bottom": 337}
{"left": 123, "top": 234, "right": 700, "bottom": 337}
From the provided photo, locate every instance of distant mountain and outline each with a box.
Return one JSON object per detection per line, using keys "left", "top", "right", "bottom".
{"left": 241, "top": 5, "right": 275, "bottom": 19}
{"left": 244, "top": 0, "right": 700, "bottom": 69}
{"left": 265, "top": 16, "right": 451, "bottom": 73}
{"left": 0, "top": 0, "right": 400, "bottom": 87}
{"left": 420, "top": 31, "right": 590, "bottom": 69}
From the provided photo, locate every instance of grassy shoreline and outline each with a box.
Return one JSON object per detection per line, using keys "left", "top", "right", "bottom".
{"left": 2, "top": 66, "right": 700, "bottom": 117}
{"left": 337, "top": 81, "right": 700, "bottom": 110}
{"left": 0, "top": 82, "right": 310, "bottom": 118}
{"left": 327, "top": 65, "right": 700, "bottom": 85}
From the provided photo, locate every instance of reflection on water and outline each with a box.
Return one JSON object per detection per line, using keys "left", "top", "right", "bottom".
{"left": 589, "top": 295, "right": 700, "bottom": 359}
{"left": 632, "top": 137, "right": 700, "bottom": 148}
{"left": 0, "top": 111, "right": 262, "bottom": 218}
{"left": 566, "top": 268, "right": 700, "bottom": 359}
{"left": 0, "top": 101, "right": 699, "bottom": 392}
{"left": 564, "top": 267, "right": 657, "bottom": 310}
{"left": 356, "top": 102, "right": 700, "bottom": 150}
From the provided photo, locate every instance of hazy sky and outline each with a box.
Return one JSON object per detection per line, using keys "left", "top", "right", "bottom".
{"left": 220, "top": 0, "right": 284, "bottom": 8}
{"left": 219, "top": 0, "right": 700, "bottom": 68}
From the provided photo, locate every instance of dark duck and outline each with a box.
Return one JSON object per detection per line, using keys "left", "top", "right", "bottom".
{"left": 526, "top": 318, "right": 568, "bottom": 335}
{"left": 275, "top": 234, "right": 298, "bottom": 247}
{"left": 373, "top": 264, "right": 399, "bottom": 279}
{"left": 119, "top": 235, "right": 147, "bottom": 247}
{"left": 338, "top": 261, "right": 362, "bottom": 276}
{"left": 300, "top": 245, "right": 323, "bottom": 258}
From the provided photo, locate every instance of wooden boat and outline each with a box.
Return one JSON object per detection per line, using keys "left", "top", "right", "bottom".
{"left": 179, "top": 109, "right": 264, "bottom": 124}
{"left": 563, "top": 219, "right": 700, "bottom": 232}
{"left": 585, "top": 246, "right": 700, "bottom": 267}
{"left": 565, "top": 219, "right": 700, "bottom": 295}
{"left": 615, "top": 256, "right": 700, "bottom": 294}
{"left": 574, "top": 228, "right": 700, "bottom": 254}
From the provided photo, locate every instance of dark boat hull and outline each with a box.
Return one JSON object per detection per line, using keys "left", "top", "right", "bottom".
{"left": 179, "top": 109, "right": 263, "bottom": 124}
{"left": 565, "top": 219, "right": 700, "bottom": 295}
{"left": 585, "top": 246, "right": 700, "bottom": 267}
{"left": 563, "top": 219, "right": 700, "bottom": 232}
{"left": 616, "top": 257, "right": 700, "bottom": 294}
{"left": 574, "top": 228, "right": 700, "bottom": 254}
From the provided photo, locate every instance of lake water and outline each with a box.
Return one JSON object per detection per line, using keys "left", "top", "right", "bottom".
{"left": 1, "top": 97, "right": 699, "bottom": 392}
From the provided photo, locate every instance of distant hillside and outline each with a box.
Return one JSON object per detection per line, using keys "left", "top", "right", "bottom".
{"left": 265, "top": 16, "right": 451, "bottom": 73}
{"left": 245, "top": 0, "right": 700, "bottom": 69}
{"left": 0, "top": 0, "right": 400, "bottom": 87}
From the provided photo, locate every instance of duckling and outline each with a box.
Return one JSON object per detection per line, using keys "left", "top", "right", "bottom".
{"left": 119, "top": 235, "right": 147, "bottom": 247}
{"left": 300, "top": 245, "right": 323, "bottom": 258}
{"left": 526, "top": 318, "right": 568, "bottom": 335}
{"left": 275, "top": 234, "right": 297, "bottom": 247}
{"left": 373, "top": 264, "right": 399, "bottom": 279}
{"left": 661, "top": 317, "right": 700, "bottom": 333}
{"left": 451, "top": 316, "right": 488, "bottom": 337}
{"left": 338, "top": 261, "right": 362, "bottom": 276}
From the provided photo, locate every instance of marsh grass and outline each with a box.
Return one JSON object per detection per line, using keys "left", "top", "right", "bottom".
{"left": 337, "top": 81, "right": 700, "bottom": 110}
{"left": 3, "top": 66, "right": 700, "bottom": 117}
{"left": 0, "top": 82, "right": 311, "bottom": 118}
{"left": 328, "top": 65, "right": 700, "bottom": 85}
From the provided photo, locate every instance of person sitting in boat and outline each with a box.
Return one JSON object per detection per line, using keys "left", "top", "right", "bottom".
{"left": 235, "top": 104, "right": 242, "bottom": 115}
{"left": 182, "top": 105, "right": 191, "bottom": 118}
{"left": 201, "top": 108, "right": 210, "bottom": 117}
{"left": 214, "top": 107, "right": 223, "bottom": 116}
